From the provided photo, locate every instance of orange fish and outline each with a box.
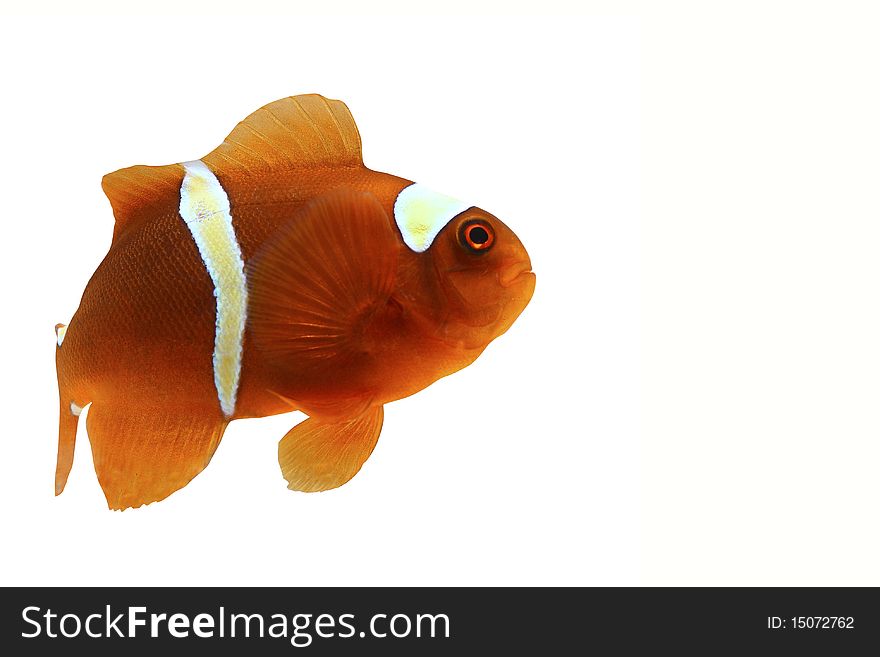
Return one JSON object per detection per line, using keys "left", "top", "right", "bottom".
{"left": 55, "top": 94, "right": 535, "bottom": 509}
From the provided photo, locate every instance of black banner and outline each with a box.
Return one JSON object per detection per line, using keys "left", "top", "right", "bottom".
{"left": 1, "top": 587, "right": 877, "bottom": 653}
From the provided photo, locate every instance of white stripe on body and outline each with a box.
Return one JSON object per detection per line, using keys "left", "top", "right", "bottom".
{"left": 179, "top": 160, "right": 248, "bottom": 417}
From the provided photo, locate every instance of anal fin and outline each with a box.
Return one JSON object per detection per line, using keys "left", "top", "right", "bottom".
{"left": 85, "top": 402, "right": 227, "bottom": 510}
{"left": 279, "top": 406, "right": 384, "bottom": 492}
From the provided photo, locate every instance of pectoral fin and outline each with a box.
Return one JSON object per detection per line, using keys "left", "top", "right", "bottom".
{"left": 247, "top": 188, "right": 398, "bottom": 373}
{"left": 279, "top": 406, "right": 384, "bottom": 492}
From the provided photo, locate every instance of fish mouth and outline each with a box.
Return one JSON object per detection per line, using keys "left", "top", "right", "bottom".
{"left": 500, "top": 261, "right": 534, "bottom": 288}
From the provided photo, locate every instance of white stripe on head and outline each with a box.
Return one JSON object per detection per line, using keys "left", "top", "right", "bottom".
{"left": 179, "top": 160, "right": 248, "bottom": 418}
{"left": 393, "top": 183, "right": 471, "bottom": 252}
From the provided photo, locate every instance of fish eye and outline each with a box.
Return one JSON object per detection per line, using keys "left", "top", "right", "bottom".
{"left": 459, "top": 219, "right": 495, "bottom": 253}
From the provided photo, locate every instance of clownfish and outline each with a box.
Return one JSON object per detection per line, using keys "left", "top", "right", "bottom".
{"left": 54, "top": 94, "right": 535, "bottom": 509}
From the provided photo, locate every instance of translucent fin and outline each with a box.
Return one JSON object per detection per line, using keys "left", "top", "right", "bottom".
{"left": 55, "top": 398, "right": 81, "bottom": 496}
{"left": 85, "top": 403, "right": 227, "bottom": 510}
{"left": 101, "top": 163, "right": 184, "bottom": 242}
{"left": 247, "top": 187, "right": 398, "bottom": 371}
{"left": 202, "top": 94, "right": 363, "bottom": 176}
{"left": 279, "top": 406, "right": 384, "bottom": 492}
{"left": 54, "top": 323, "right": 67, "bottom": 347}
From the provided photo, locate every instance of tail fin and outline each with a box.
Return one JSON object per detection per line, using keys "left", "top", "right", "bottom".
{"left": 55, "top": 322, "right": 83, "bottom": 496}
{"left": 55, "top": 398, "right": 80, "bottom": 495}
{"left": 55, "top": 323, "right": 67, "bottom": 346}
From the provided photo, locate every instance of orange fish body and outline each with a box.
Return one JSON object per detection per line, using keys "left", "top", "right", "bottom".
{"left": 55, "top": 95, "right": 535, "bottom": 509}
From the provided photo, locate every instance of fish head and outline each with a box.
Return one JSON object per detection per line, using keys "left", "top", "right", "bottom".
{"left": 426, "top": 207, "right": 535, "bottom": 348}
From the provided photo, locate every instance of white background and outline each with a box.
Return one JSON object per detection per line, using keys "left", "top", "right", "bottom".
{"left": 641, "top": 1, "right": 880, "bottom": 585}
{"left": 4, "top": 2, "right": 879, "bottom": 588}
{"left": 0, "top": 9, "right": 639, "bottom": 585}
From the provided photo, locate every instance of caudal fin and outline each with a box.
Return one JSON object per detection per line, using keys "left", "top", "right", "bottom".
{"left": 55, "top": 397, "right": 81, "bottom": 495}
{"left": 55, "top": 322, "right": 82, "bottom": 495}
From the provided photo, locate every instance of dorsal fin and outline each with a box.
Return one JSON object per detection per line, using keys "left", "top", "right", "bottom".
{"left": 101, "top": 163, "right": 184, "bottom": 242}
{"left": 202, "top": 94, "right": 363, "bottom": 176}
{"left": 100, "top": 95, "right": 362, "bottom": 242}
